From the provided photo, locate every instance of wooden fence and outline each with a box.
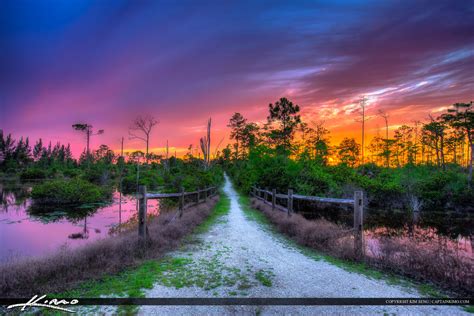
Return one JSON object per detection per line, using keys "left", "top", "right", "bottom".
{"left": 137, "top": 185, "right": 217, "bottom": 240}
{"left": 251, "top": 186, "right": 365, "bottom": 258}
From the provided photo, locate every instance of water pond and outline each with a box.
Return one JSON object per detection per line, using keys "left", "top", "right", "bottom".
{"left": 0, "top": 183, "right": 159, "bottom": 263}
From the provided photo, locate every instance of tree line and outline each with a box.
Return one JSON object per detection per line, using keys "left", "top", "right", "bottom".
{"left": 223, "top": 98, "right": 473, "bottom": 187}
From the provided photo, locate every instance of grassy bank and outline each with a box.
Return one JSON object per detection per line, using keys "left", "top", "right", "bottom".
{"left": 0, "top": 194, "right": 227, "bottom": 299}
{"left": 238, "top": 193, "right": 472, "bottom": 300}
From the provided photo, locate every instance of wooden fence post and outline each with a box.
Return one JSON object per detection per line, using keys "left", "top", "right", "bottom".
{"left": 179, "top": 187, "right": 185, "bottom": 218}
{"left": 138, "top": 185, "right": 147, "bottom": 239}
{"left": 287, "top": 189, "right": 293, "bottom": 217}
{"left": 204, "top": 187, "right": 208, "bottom": 201}
{"left": 196, "top": 189, "right": 201, "bottom": 205}
{"left": 264, "top": 188, "right": 268, "bottom": 202}
{"left": 272, "top": 189, "right": 276, "bottom": 211}
{"left": 354, "top": 191, "right": 364, "bottom": 258}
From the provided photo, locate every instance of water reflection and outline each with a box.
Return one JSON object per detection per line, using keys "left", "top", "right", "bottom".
{"left": 291, "top": 198, "right": 473, "bottom": 259}
{"left": 0, "top": 184, "right": 159, "bottom": 262}
{"left": 293, "top": 199, "right": 473, "bottom": 239}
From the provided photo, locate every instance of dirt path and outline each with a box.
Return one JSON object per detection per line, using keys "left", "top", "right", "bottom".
{"left": 141, "top": 175, "right": 468, "bottom": 315}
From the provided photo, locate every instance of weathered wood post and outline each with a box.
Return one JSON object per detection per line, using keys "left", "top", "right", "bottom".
{"left": 272, "top": 189, "right": 276, "bottom": 211}
{"left": 264, "top": 188, "right": 268, "bottom": 202}
{"left": 179, "top": 187, "right": 185, "bottom": 218}
{"left": 354, "top": 191, "right": 364, "bottom": 258}
{"left": 138, "top": 185, "right": 147, "bottom": 239}
{"left": 287, "top": 189, "right": 293, "bottom": 217}
{"left": 196, "top": 189, "right": 201, "bottom": 205}
{"left": 204, "top": 187, "right": 208, "bottom": 201}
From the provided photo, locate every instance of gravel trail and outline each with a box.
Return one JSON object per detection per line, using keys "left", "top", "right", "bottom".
{"left": 140, "top": 175, "right": 468, "bottom": 315}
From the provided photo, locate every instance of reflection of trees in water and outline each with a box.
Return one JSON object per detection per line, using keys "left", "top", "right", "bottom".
{"left": 27, "top": 204, "right": 99, "bottom": 223}
{"left": 108, "top": 194, "right": 160, "bottom": 235}
{"left": 293, "top": 198, "right": 472, "bottom": 240}
{"left": 69, "top": 217, "right": 90, "bottom": 239}
{"left": 0, "top": 182, "right": 31, "bottom": 210}
{"left": 364, "top": 208, "right": 473, "bottom": 239}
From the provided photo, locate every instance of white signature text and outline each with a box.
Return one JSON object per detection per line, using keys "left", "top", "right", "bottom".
{"left": 7, "top": 294, "right": 78, "bottom": 313}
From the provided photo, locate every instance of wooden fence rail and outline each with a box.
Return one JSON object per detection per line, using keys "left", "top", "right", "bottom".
{"left": 251, "top": 186, "right": 364, "bottom": 258}
{"left": 137, "top": 186, "right": 217, "bottom": 240}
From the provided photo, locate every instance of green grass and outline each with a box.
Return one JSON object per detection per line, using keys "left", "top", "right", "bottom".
{"left": 255, "top": 269, "right": 274, "bottom": 287}
{"left": 53, "top": 258, "right": 190, "bottom": 314}
{"left": 62, "top": 259, "right": 177, "bottom": 297}
{"left": 464, "top": 305, "right": 474, "bottom": 313}
{"left": 193, "top": 191, "right": 230, "bottom": 234}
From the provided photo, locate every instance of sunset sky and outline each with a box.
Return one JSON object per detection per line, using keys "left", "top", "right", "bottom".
{"left": 1, "top": 0, "right": 473, "bottom": 157}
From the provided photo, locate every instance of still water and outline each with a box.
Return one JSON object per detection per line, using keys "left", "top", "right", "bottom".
{"left": 0, "top": 184, "right": 159, "bottom": 262}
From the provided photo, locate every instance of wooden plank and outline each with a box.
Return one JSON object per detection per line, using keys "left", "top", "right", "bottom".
{"left": 259, "top": 197, "right": 288, "bottom": 212}
{"left": 146, "top": 186, "right": 215, "bottom": 199}
{"left": 288, "top": 189, "right": 293, "bottom": 217}
{"left": 138, "top": 185, "right": 147, "bottom": 239}
{"left": 353, "top": 191, "right": 364, "bottom": 258}
{"left": 184, "top": 191, "right": 199, "bottom": 196}
{"left": 293, "top": 194, "right": 353, "bottom": 205}
{"left": 178, "top": 187, "right": 184, "bottom": 218}
{"left": 146, "top": 193, "right": 181, "bottom": 198}
{"left": 272, "top": 189, "right": 276, "bottom": 211}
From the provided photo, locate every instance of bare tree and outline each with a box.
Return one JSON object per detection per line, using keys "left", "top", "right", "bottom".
{"left": 412, "top": 120, "right": 422, "bottom": 164}
{"left": 164, "top": 139, "right": 170, "bottom": 171}
{"left": 72, "top": 123, "right": 104, "bottom": 159}
{"left": 378, "top": 109, "right": 390, "bottom": 167}
{"left": 129, "top": 116, "right": 159, "bottom": 164}
{"left": 200, "top": 118, "right": 212, "bottom": 168}
{"left": 355, "top": 96, "right": 369, "bottom": 164}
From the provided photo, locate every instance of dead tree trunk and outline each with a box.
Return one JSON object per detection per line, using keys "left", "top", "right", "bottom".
{"left": 200, "top": 118, "right": 212, "bottom": 169}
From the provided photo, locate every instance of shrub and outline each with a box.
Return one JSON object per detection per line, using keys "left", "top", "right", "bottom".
{"left": 251, "top": 199, "right": 355, "bottom": 260}
{"left": 31, "top": 179, "right": 105, "bottom": 205}
{"left": 81, "top": 164, "right": 112, "bottom": 185}
{"left": 20, "top": 168, "right": 47, "bottom": 180}
{"left": 121, "top": 170, "right": 164, "bottom": 193}
{"left": 62, "top": 168, "right": 83, "bottom": 179}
